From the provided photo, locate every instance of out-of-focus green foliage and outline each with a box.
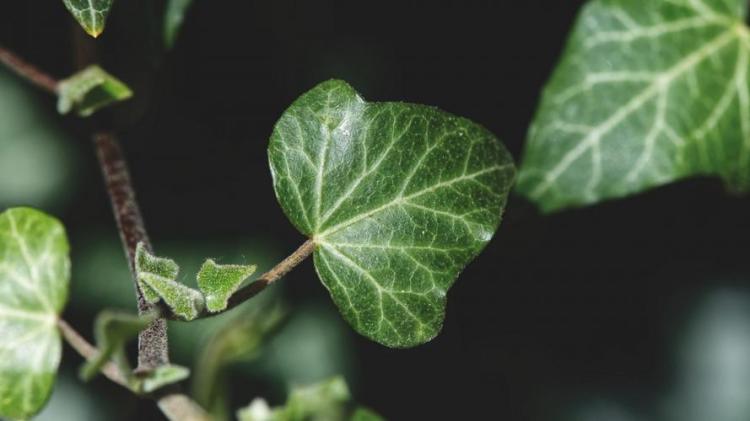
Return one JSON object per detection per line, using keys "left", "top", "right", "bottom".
{"left": 163, "top": 0, "right": 194, "bottom": 49}
{"left": 0, "top": 70, "right": 76, "bottom": 210}
{"left": 57, "top": 65, "right": 133, "bottom": 117}
{"left": 0, "top": 208, "right": 70, "bottom": 419}
{"left": 237, "top": 376, "right": 383, "bottom": 421}
{"left": 665, "top": 290, "right": 750, "bottom": 421}
{"left": 79, "top": 310, "right": 154, "bottom": 382}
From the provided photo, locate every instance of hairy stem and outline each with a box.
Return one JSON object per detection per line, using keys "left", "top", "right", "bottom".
{"left": 196, "top": 239, "right": 316, "bottom": 319}
{"left": 57, "top": 319, "right": 129, "bottom": 387}
{"left": 94, "top": 132, "right": 169, "bottom": 371}
{"left": 58, "top": 319, "right": 212, "bottom": 420}
{"left": 0, "top": 45, "right": 58, "bottom": 94}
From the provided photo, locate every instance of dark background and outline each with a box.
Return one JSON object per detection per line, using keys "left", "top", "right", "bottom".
{"left": 3, "top": 1, "right": 750, "bottom": 420}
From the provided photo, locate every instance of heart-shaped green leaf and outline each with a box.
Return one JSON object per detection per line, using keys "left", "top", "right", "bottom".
{"left": 0, "top": 207, "right": 70, "bottom": 419}
{"left": 269, "top": 80, "right": 515, "bottom": 347}
{"left": 518, "top": 0, "right": 750, "bottom": 212}
{"left": 62, "top": 0, "right": 114, "bottom": 38}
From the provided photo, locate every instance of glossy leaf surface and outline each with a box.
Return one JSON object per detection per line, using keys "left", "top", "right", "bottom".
{"left": 270, "top": 80, "right": 515, "bottom": 347}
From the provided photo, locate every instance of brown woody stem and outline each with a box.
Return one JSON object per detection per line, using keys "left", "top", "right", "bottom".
{"left": 192, "top": 239, "right": 315, "bottom": 319}
{"left": 94, "top": 132, "right": 169, "bottom": 371}
{"left": 0, "top": 45, "right": 58, "bottom": 93}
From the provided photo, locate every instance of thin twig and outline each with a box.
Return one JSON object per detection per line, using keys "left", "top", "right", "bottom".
{"left": 94, "top": 132, "right": 170, "bottom": 371}
{"left": 57, "top": 319, "right": 129, "bottom": 387}
{"left": 0, "top": 45, "right": 58, "bottom": 94}
{"left": 191, "top": 239, "right": 316, "bottom": 320}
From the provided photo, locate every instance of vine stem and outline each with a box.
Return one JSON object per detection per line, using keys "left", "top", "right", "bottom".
{"left": 57, "top": 319, "right": 212, "bottom": 421}
{"left": 213, "top": 239, "right": 316, "bottom": 316}
{"left": 0, "top": 43, "right": 211, "bottom": 421}
{"left": 94, "top": 132, "right": 169, "bottom": 371}
{"left": 0, "top": 45, "right": 58, "bottom": 94}
{"left": 57, "top": 319, "right": 129, "bottom": 387}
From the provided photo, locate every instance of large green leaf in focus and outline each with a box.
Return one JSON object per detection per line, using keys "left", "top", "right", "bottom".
{"left": 517, "top": 0, "right": 750, "bottom": 212}
{"left": 62, "top": 0, "right": 114, "bottom": 38}
{"left": 0, "top": 208, "right": 70, "bottom": 419}
{"left": 269, "top": 80, "right": 515, "bottom": 347}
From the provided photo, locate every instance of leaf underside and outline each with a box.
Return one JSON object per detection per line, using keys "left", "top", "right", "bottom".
{"left": 57, "top": 65, "right": 132, "bottom": 117}
{"left": 269, "top": 80, "right": 515, "bottom": 347}
{"left": 62, "top": 0, "right": 114, "bottom": 37}
{"left": 0, "top": 208, "right": 69, "bottom": 419}
{"left": 517, "top": 0, "right": 750, "bottom": 212}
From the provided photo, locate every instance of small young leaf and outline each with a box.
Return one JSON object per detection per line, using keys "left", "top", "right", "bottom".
{"left": 135, "top": 243, "right": 204, "bottom": 320}
{"left": 197, "top": 259, "right": 257, "bottom": 312}
{"left": 269, "top": 80, "right": 515, "bottom": 347}
{"left": 163, "top": 0, "right": 194, "bottom": 49}
{"left": 79, "top": 310, "right": 155, "bottom": 381}
{"left": 135, "top": 241, "right": 178, "bottom": 303}
{"left": 517, "top": 0, "right": 750, "bottom": 212}
{"left": 139, "top": 364, "right": 190, "bottom": 393}
{"left": 62, "top": 0, "right": 114, "bottom": 38}
{"left": 0, "top": 207, "right": 70, "bottom": 419}
{"left": 57, "top": 65, "right": 132, "bottom": 117}
{"left": 139, "top": 273, "right": 204, "bottom": 321}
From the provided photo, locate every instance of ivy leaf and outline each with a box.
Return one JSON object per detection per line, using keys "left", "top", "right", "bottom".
{"left": 135, "top": 243, "right": 204, "bottom": 321}
{"left": 57, "top": 65, "right": 133, "bottom": 117}
{"left": 139, "top": 364, "right": 190, "bottom": 393}
{"left": 163, "top": 0, "right": 194, "bottom": 49}
{"left": 269, "top": 80, "right": 515, "bottom": 347}
{"left": 135, "top": 242, "right": 177, "bottom": 303}
{"left": 79, "top": 310, "right": 155, "bottom": 382}
{"left": 517, "top": 0, "right": 750, "bottom": 212}
{"left": 62, "top": 0, "right": 114, "bottom": 38}
{"left": 197, "top": 260, "right": 257, "bottom": 313}
{"left": 0, "top": 207, "right": 70, "bottom": 419}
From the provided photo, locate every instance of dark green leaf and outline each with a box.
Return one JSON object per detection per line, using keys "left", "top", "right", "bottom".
{"left": 57, "top": 65, "right": 132, "bottom": 117}
{"left": 197, "top": 259, "right": 256, "bottom": 313}
{"left": 62, "top": 0, "right": 114, "bottom": 38}
{"left": 269, "top": 80, "right": 515, "bottom": 347}
{"left": 0, "top": 207, "right": 70, "bottom": 419}
{"left": 518, "top": 0, "right": 750, "bottom": 211}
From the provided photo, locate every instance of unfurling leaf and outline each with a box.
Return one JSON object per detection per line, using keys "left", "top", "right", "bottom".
{"left": 139, "top": 364, "right": 190, "bottom": 393}
{"left": 79, "top": 310, "right": 155, "bottom": 382}
{"left": 57, "top": 65, "right": 132, "bottom": 117}
{"left": 197, "top": 260, "right": 256, "bottom": 312}
{"left": 0, "top": 207, "right": 70, "bottom": 419}
{"left": 135, "top": 242, "right": 204, "bottom": 320}
{"left": 237, "top": 376, "right": 382, "bottom": 421}
{"left": 135, "top": 241, "right": 178, "bottom": 303}
{"left": 269, "top": 80, "right": 515, "bottom": 347}
{"left": 62, "top": 0, "right": 114, "bottom": 38}
{"left": 518, "top": 0, "right": 750, "bottom": 212}
{"left": 163, "top": 0, "right": 194, "bottom": 49}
